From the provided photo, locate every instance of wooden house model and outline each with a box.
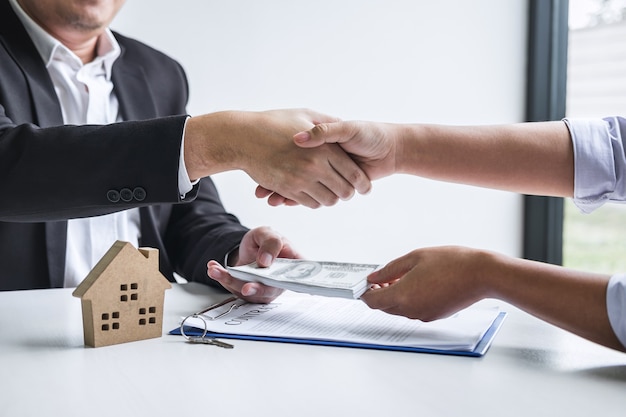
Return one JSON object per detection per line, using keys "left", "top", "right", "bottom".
{"left": 72, "top": 240, "right": 172, "bottom": 348}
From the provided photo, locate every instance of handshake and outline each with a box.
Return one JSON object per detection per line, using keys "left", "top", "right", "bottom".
{"left": 183, "top": 108, "right": 399, "bottom": 208}
{"left": 185, "top": 108, "right": 572, "bottom": 208}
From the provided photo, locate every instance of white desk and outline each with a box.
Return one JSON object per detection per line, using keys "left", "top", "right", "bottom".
{"left": 1, "top": 283, "right": 625, "bottom": 417}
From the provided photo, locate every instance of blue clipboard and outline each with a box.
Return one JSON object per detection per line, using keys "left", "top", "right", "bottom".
{"left": 170, "top": 311, "right": 507, "bottom": 358}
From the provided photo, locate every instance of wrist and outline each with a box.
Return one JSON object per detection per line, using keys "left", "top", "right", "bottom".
{"left": 396, "top": 123, "right": 427, "bottom": 175}
{"left": 479, "top": 249, "right": 541, "bottom": 302}
{"left": 183, "top": 111, "right": 245, "bottom": 179}
{"left": 469, "top": 248, "right": 503, "bottom": 300}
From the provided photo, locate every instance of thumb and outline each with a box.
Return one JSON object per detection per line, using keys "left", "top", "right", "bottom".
{"left": 293, "top": 122, "right": 350, "bottom": 148}
{"left": 368, "top": 255, "right": 416, "bottom": 285}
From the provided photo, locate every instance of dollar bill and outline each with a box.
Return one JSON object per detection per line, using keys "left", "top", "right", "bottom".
{"left": 227, "top": 258, "right": 380, "bottom": 299}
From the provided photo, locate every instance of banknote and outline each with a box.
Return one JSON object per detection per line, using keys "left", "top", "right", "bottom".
{"left": 227, "top": 258, "right": 380, "bottom": 299}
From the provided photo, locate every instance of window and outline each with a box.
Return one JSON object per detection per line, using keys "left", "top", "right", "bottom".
{"left": 100, "top": 311, "right": 120, "bottom": 331}
{"left": 562, "top": 0, "right": 626, "bottom": 274}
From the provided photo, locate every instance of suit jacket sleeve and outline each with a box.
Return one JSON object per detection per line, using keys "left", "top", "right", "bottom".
{"left": 0, "top": 113, "right": 194, "bottom": 222}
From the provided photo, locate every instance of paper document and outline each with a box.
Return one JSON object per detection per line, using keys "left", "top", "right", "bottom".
{"left": 227, "top": 258, "right": 379, "bottom": 299}
{"left": 178, "top": 292, "right": 505, "bottom": 353}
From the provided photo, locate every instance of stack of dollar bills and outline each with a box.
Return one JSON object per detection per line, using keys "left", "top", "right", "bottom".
{"left": 227, "top": 258, "right": 380, "bottom": 299}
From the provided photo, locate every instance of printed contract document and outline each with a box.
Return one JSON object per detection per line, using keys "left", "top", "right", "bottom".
{"left": 176, "top": 291, "right": 506, "bottom": 356}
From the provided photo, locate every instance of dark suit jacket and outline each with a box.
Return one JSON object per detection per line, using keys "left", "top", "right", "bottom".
{"left": 0, "top": 0, "right": 248, "bottom": 290}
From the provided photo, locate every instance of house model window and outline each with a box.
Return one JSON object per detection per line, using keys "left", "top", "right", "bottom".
{"left": 73, "top": 240, "right": 172, "bottom": 348}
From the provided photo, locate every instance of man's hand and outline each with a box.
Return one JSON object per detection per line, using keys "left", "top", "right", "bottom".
{"left": 207, "top": 226, "right": 301, "bottom": 304}
{"left": 184, "top": 109, "right": 372, "bottom": 208}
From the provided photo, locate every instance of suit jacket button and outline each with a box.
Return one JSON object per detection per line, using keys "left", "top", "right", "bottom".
{"left": 107, "top": 190, "right": 120, "bottom": 203}
{"left": 133, "top": 187, "right": 146, "bottom": 201}
{"left": 120, "top": 188, "right": 133, "bottom": 202}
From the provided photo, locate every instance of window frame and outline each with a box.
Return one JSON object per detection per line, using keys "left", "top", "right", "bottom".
{"left": 523, "top": 0, "right": 569, "bottom": 265}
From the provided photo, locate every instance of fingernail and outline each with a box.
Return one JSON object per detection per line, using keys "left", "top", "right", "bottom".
{"left": 293, "top": 131, "right": 311, "bottom": 142}
{"left": 243, "top": 286, "right": 257, "bottom": 297}
{"left": 259, "top": 252, "right": 273, "bottom": 266}
{"left": 208, "top": 266, "right": 222, "bottom": 280}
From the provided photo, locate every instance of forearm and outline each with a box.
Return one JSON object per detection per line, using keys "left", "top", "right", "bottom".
{"left": 396, "top": 121, "right": 574, "bottom": 197}
{"left": 483, "top": 252, "right": 624, "bottom": 351}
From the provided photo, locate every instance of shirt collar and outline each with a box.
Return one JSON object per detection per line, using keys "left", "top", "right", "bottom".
{"left": 8, "top": 0, "right": 121, "bottom": 79}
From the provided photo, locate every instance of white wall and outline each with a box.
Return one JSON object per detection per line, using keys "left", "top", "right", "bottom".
{"left": 112, "top": 0, "right": 528, "bottom": 265}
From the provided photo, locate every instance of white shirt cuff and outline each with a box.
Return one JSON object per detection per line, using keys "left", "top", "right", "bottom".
{"left": 606, "top": 273, "right": 626, "bottom": 349}
{"left": 179, "top": 117, "right": 199, "bottom": 198}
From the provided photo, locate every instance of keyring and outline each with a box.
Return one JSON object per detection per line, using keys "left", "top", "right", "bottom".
{"left": 180, "top": 314, "right": 208, "bottom": 341}
{"left": 179, "top": 313, "right": 234, "bottom": 348}
{"left": 178, "top": 297, "right": 243, "bottom": 348}
{"left": 180, "top": 301, "right": 241, "bottom": 339}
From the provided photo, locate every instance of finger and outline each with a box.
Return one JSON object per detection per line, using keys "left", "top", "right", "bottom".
{"left": 266, "top": 192, "right": 300, "bottom": 207}
{"left": 360, "top": 285, "right": 399, "bottom": 312}
{"left": 240, "top": 282, "right": 284, "bottom": 303}
{"left": 283, "top": 200, "right": 299, "bottom": 206}
{"left": 317, "top": 173, "right": 356, "bottom": 202}
{"left": 327, "top": 144, "right": 372, "bottom": 195}
{"left": 265, "top": 191, "right": 320, "bottom": 209}
{"left": 267, "top": 193, "right": 288, "bottom": 206}
{"left": 268, "top": 186, "right": 323, "bottom": 208}
{"left": 293, "top": 122, "right": 355, "bottom": 148}
{"left": 368, "top": 255, "right": 416, "bottom": 285}
{"left": 207, "top": 260, "right": 242, "bottom": 294}
{"left": 255, "top": 186, "right": 301, "bottom": 207}
{"left": 255, "top": 185, "right": 274, "bottom": 199}
{"left": 208, "top": 261, "right": 283, "bottom": 303}
{"left": 280, "top": 196, "right": 300, "bottom": 206}
{"left": 288, "top": 151, "right": 359, "bottom": 205}
{"left": 292, "top": 183, "right": 340, "bottom": 208}
{"left": 253, "top": 229, "right": 289, "bottom": 267}
{"left": 260, "top": 186, "right": 336, "bottom": 208}
{"left": 362, "top": 282, "right": 421, "bottom": 319}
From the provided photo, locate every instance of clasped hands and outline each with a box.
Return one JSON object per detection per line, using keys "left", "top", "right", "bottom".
{"left": 184, "top": 108, "right": 373, "bottom": 209}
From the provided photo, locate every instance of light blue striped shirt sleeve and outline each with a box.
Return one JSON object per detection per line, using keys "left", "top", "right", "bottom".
{"left": 564, "top": 116, "right": 626, "bottom": 348}
{"left": 607, "top": 274, "right": 626, "bottom": 348}
{"left": 564, "top": 117, "right": 626, "bottom": 213}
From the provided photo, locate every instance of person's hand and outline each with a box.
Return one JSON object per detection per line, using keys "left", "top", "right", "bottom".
{"left": 294, "top": 120, "right": 399, "bottom": 180}
{"left": 360, "top": 246, "right": 491, "bottom": 321}
{"left": 207, "top": 226, "right": 301, "bottom": 304}
{"left": 256, "top": 120, "right": 400, "bottom": 206}
{"left": 184, "top": 109, "right": 371, "bottom": 208}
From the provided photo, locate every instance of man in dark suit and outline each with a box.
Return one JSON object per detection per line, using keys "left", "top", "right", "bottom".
{"left": 0, "top": 0, "right": 371, "bottom": 297}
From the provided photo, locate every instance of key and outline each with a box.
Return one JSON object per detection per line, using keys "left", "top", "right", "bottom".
{"left": 187, "top": 336, "right": 234, "bottom": 349}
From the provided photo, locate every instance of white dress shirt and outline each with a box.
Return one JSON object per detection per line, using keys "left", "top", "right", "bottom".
{"left": 10, "top": 0, "right": 193, "bottom": 287}
{"left": 565, "top": 116, "right": 626, "bottom": 348}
